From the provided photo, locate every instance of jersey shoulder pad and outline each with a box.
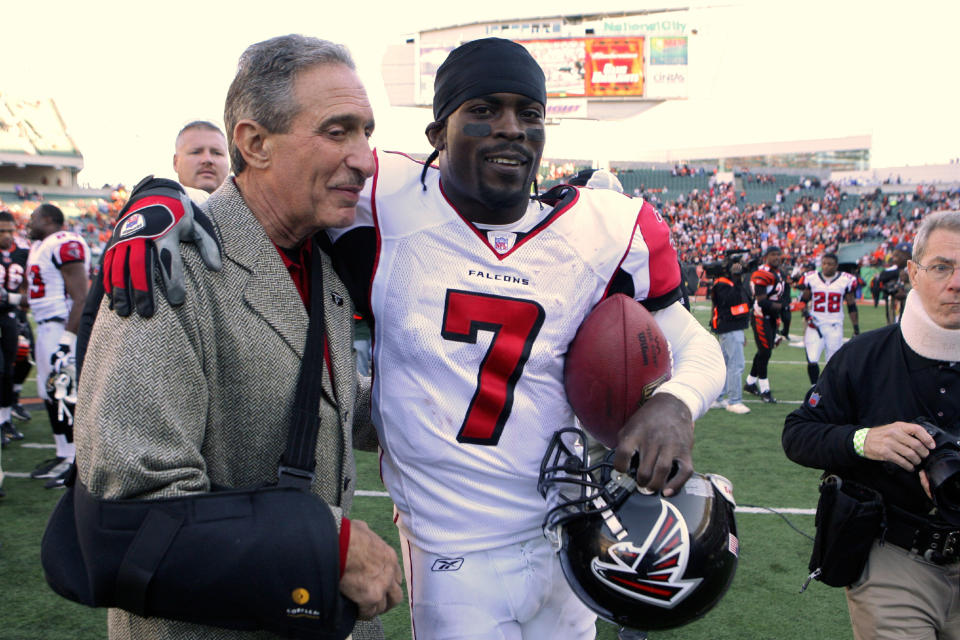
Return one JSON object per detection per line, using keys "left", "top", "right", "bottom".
{"left": 58, "top": 239, "right": 86, "bottom": 264}
{"left": 636, "top": 201, "right": 681, "bottom": 298}
{"left": 751, "top": 269, "right": 776, "bottom": 287}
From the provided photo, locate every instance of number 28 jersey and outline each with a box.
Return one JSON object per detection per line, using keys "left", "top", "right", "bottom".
{"left": 329, "top": 151, "right": 681, "bottom": 554}
{"left": 800, "top": 270, "right": 856, "bottom": 325}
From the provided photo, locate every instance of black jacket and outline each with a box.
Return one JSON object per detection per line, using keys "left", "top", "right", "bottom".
{"left": 783, "top": 324, "right": 960, "bottom": 523}
{"left": 710, "top": 276, "right": 750, "bottom": 333}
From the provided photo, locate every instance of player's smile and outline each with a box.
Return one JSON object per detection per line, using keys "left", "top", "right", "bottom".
{"left": 480, "top": 144, "right": 532, "bottom": 180}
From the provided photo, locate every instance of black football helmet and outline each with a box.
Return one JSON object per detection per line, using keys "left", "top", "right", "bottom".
{"left": 538, "top": 428, "right": 738, "bottom": 631}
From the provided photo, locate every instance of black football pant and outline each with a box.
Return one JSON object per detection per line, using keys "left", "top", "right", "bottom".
{"left": 750, "top": 315, "right": 776, "bottom": 379}
{"left": 0, "top": 310, "right": 19, "bottom": 408}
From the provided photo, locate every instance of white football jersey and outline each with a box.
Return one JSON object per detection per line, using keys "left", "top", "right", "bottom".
{"left": 330, "top": 151, "right": 681, "bottom": 554}
{"left": 800, "top": 270, "right": 856, "bottom": 325}
{"left": 27, "top": 230, "right": 90, "bottom": 322}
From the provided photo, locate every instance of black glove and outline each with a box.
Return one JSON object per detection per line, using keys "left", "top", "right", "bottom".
{"left": 103, "top": 176, "right": 221, "bottom": 317}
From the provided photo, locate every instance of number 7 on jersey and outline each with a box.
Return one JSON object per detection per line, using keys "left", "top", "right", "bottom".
{"left": 441, "top": 290, "right": 545, "bottom": 445}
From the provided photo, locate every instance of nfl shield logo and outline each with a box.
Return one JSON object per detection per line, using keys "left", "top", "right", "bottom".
{"left": 808, "top": 392, "right": 820, "bottom": 407}
{"left": 487, "top": 231, "right": 517, "bottom": 254}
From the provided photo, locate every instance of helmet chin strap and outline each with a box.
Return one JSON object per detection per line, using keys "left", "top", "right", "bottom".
{"left": 595, "top": 473, "right": 638, "bottom": 541}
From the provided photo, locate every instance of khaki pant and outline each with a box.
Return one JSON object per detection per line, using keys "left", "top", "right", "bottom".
{"left": 846, "top": 539, "right": 960, "bottom": 640}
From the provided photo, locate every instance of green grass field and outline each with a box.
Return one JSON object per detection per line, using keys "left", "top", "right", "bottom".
{"left": 0, "top": 302, "right": 893, "bottom": 640}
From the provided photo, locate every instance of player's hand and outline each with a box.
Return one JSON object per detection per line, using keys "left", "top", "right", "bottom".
{"left": 614, "top": 392, "right": 694, "bottom": 497}
{"left": 862, "top": 422, "right": 937, "bottom": 471}
{"left": 340, "top": 519, "right": 403, "bottom": 619}
{"left": 103, "top": 175, "right": 221, "bottom": 318}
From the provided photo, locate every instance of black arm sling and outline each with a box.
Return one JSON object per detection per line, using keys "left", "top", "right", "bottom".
{"left": 41, "top": 236, "right": 357, "bottom": 639}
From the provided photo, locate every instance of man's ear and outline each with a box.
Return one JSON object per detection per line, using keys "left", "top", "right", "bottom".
{"left": 233, "top": 119, "right": 271, "bottom": 170}
{"left": 425, "top": 120, "right": 446, "bottom": 151}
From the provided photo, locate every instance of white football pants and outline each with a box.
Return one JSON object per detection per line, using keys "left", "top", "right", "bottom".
{"left": 804, "top": 321, "right": 844, "bottom": 365}
{"left": 399, "top": 529, "right": 597, "bottom": 640}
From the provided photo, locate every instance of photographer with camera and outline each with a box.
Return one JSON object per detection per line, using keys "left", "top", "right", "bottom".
{"left": 782, "top": 211, "right": 960, "bottom": 640}
{"left": 709, "top": 252, "right": 752, "bottom": 414}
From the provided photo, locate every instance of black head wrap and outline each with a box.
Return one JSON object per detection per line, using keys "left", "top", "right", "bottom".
{"left": 432, "top": 38, "right": 546, "bottom": 122}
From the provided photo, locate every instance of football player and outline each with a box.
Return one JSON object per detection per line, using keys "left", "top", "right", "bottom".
{"left": 25, "top": 204, "right": 90, "bottom": 488}
{"left": 0, "top": 211, "right": 29, "bottom": 444}
{"left": 798, "top": 253, "right": 859, "bottom": 384}
{"left": 744, "top": 246, "right": 786, "bottom": 403}
{"left": 326, "top": 39, "right": 723, "bottom": 639}
{"left": 99, "top": 38, "right": 725, "bottom": 639}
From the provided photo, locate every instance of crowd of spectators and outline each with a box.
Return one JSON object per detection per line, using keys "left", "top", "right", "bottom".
{"left": 0, "top": 185, "right": 128, "bottom": 257}
{"left": 644, "top": 180, "right": 958, "bottom": 271}
{"left": 3, "top": 173, "right": 959, "bottom": 293}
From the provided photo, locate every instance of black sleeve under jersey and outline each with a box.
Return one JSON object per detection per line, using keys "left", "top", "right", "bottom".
{"left": 326, "top": 227, "right": 378, "bottom": 325}
{"left": 607, "top": 268, "right": 683, "bottom": 313}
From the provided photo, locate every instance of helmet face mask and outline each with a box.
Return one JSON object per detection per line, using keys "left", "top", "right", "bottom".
{"left": 538, "top": 428, "right": 739, "bottom": 631}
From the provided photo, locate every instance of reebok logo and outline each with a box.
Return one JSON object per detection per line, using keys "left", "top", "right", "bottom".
{"left": 431, "top": 558, "right": 464, "bottom": 572}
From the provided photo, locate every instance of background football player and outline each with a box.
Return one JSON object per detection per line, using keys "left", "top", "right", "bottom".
{"left": 744, "top": 246, "right": 786, "bottom": 403}
{"left": 25, "top": 204, "right": 90, "bottom": 488}
{"left": 0, "top": 211, "right": 29, "bottom": 445}
{"left": 797, "top": 253, "right": 859, "bottom": 384}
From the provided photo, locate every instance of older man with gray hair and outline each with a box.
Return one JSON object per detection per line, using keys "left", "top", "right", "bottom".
{"left": 75, "top": 35, "right": 400, "bottom": 640}
{"left": 784, "top": 210, "right": 960, "bottom": 639}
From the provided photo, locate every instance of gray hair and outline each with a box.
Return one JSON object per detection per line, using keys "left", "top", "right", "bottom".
{"left": 224, "top": 34, "right": 355, "bottom": 174}
{"left": 912, "top": 210, "right": 960, "bottom": 262}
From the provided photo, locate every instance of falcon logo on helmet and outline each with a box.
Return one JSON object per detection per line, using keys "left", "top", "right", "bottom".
{"left": 538, "top": 427, "right": 738, "bottom": 631}
{"left": 591, "top": 500, "right": 701, "bottom": 608}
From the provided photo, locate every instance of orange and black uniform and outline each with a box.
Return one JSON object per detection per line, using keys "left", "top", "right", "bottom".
{"left": 749, "top": 264, "right": 784, "bottom": 379}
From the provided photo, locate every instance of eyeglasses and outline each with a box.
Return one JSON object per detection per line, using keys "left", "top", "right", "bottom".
{"left": 913, "top": 261, "right": 956, "bottom": 281}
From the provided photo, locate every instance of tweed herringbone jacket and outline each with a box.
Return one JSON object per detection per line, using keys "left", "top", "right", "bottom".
{"left": 75, "top": 177, "right": 382, "bottom": 640}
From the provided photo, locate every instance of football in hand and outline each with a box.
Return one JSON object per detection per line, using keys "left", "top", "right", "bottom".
{"left": 564, "top": 294, "right": 673, "bottom": 448}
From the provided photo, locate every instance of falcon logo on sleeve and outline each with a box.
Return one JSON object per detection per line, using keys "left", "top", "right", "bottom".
{"left": 59, "top": 241, "right": 85, "bottom": 264}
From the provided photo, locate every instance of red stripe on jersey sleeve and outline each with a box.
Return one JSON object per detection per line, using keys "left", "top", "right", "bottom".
{"left": 58, "top": 240, "right": 86, "bottom": 265}
{"left": 636, "top": 201, "right": 680, "bottom": 298}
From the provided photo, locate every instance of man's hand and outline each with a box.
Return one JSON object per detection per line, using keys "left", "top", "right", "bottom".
{"left": 613, "top": 393, "right": 694, "bottom": 497}
{"left": 340, "top": 519, "right": 403, "bottom": 620}
{"left": 103, "top": 176, "right": 221, "bottom": 318}
{"left": 862, "top": 422, "right": 937, "bottom": 471}
{"left": 919, "top": 470, "right": 933, "bottom": 501}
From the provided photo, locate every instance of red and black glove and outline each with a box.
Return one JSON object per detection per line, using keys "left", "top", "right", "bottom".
{"left": 103, "top": 176, "right": 221, "bottom": 317}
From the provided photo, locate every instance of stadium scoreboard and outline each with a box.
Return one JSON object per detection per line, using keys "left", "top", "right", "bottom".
{"left": 382, "top": 10, "right": 692, "bottom": 122}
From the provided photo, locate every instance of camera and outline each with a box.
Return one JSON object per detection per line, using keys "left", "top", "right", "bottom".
{"left": 704, "top": 249, "right": 751, "bottom": 279}
{"left": 916, "top": 420, "right": 960, "bottom": 526}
